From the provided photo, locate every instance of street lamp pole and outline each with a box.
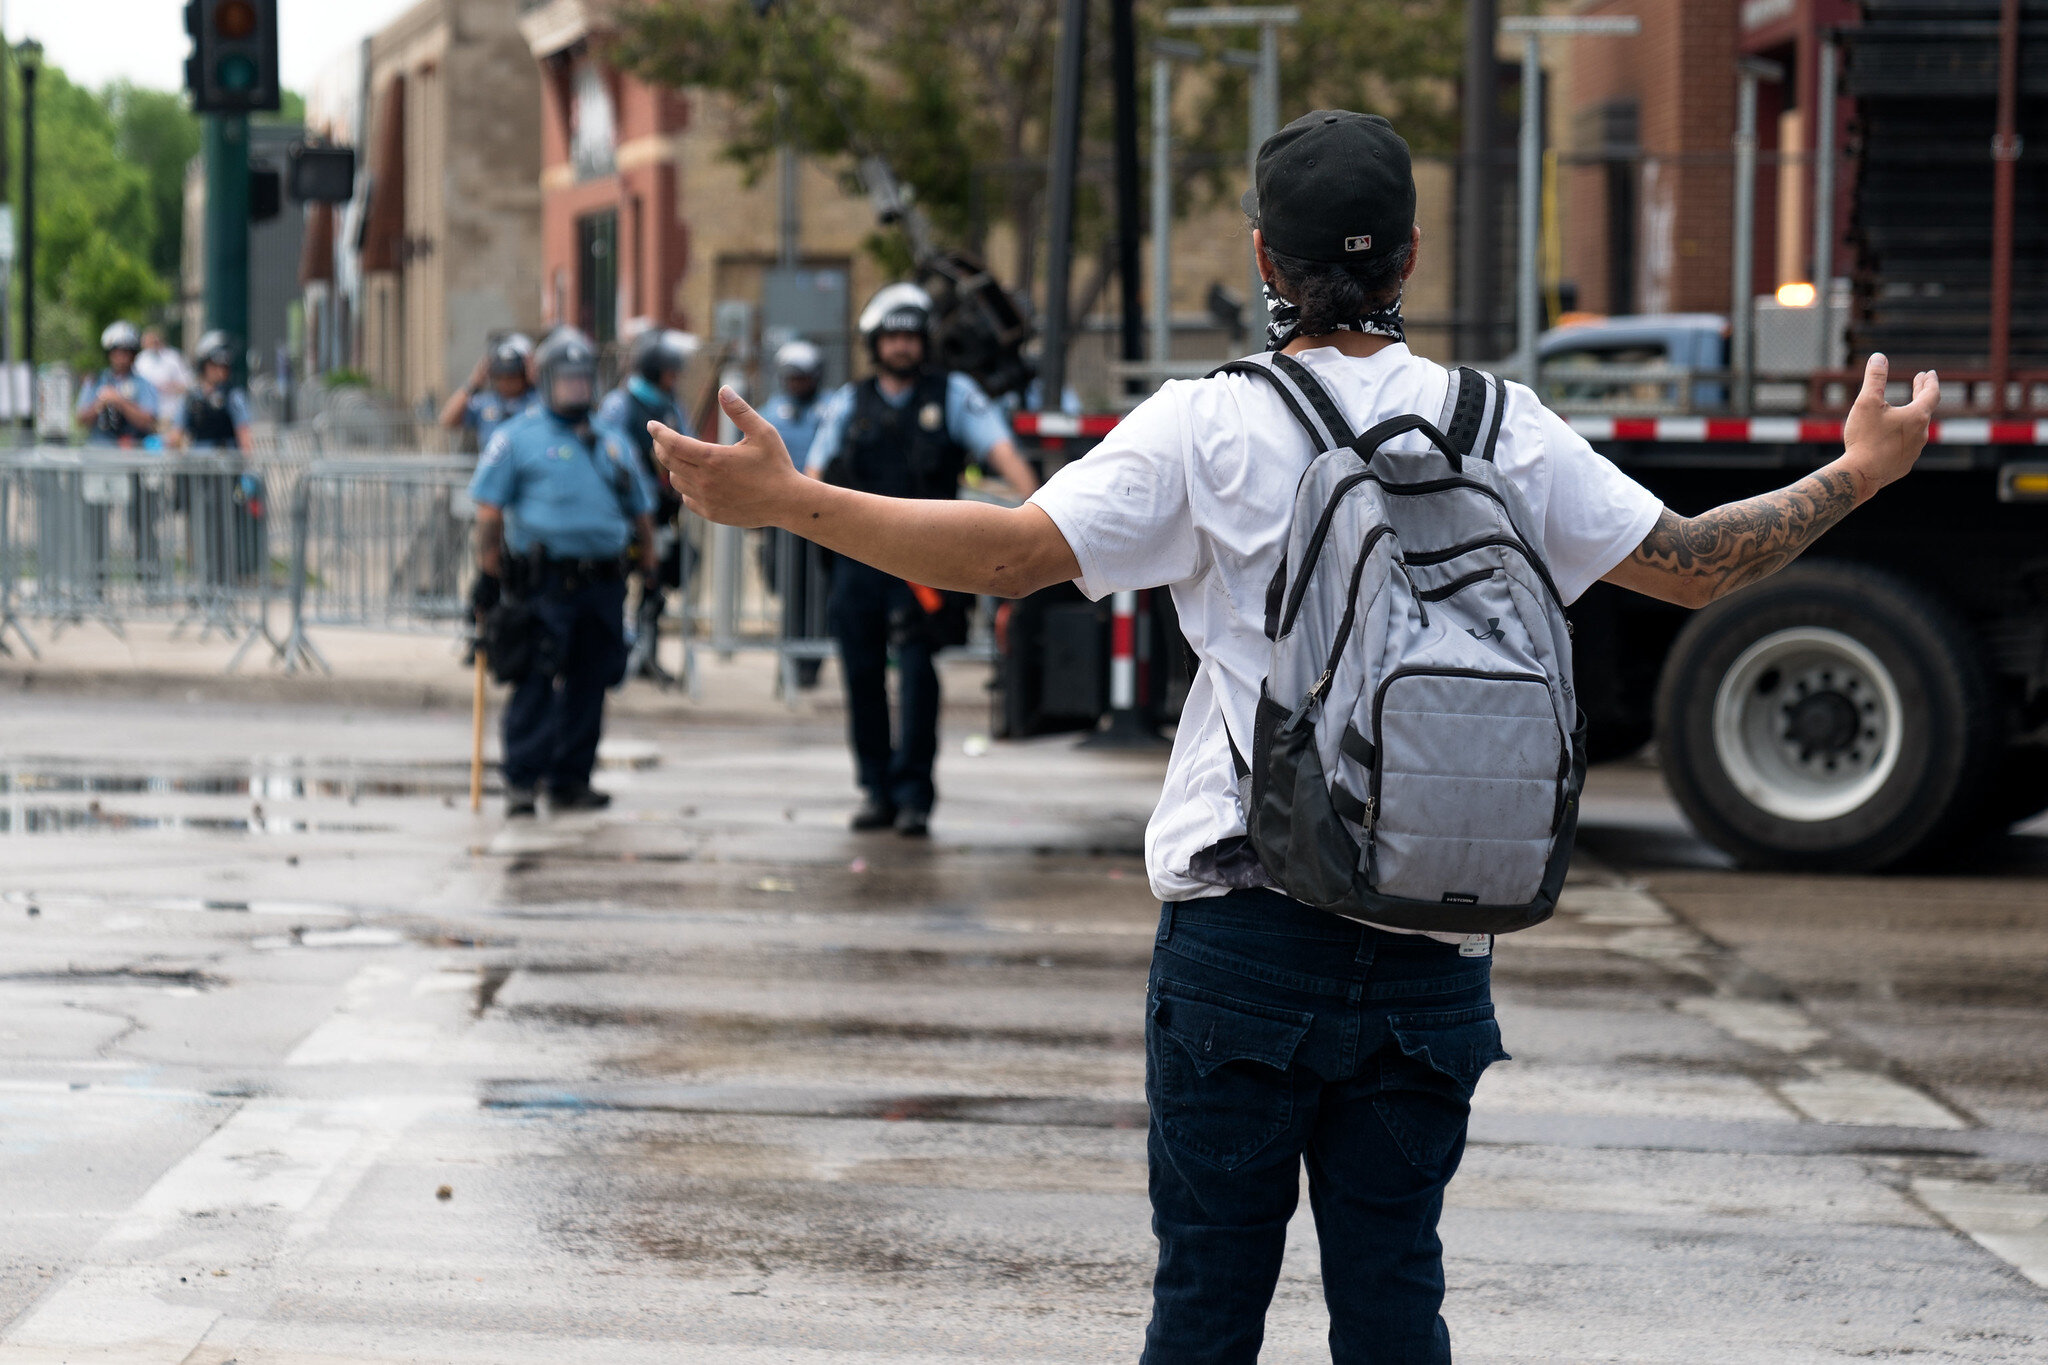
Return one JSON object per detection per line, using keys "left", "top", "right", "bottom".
{"left": 15, "top": 38, "right": 38, "bottom": 419}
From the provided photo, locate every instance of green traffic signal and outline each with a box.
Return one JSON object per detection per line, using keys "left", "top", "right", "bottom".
{"left": 217, "top": 53, "right": 258, "bottom": 92}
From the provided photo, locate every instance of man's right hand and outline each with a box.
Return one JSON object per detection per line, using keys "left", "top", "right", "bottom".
{"left": 647, "top": 388, "right": 807, "bottom": 529}
{"left": 1841, "top": 352, "right": 1939, "bottom": 497}
{"left": 469, "top": 573, "right": 501, "bottom": 619}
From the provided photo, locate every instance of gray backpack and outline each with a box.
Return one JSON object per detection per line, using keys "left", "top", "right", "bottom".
{"left": 1213, "top": 353, "right": 1585, "bottom": 935}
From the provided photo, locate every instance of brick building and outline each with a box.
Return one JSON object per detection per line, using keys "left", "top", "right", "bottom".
{"left": 516, "top": 0, "right": 885, "bottom": 391}
{"left": 1554, "top": 0, "right": 1855, "bottom": 321}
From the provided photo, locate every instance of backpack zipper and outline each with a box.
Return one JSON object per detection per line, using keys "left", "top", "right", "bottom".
{"left": 1278, "top": 470, "right": 1375, "bottom": 636}
{"left": 1400, "top": 533, "right": 1566, "bottom": 612}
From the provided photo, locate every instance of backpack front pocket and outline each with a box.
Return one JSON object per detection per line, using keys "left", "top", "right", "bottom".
{"left": 1369, "top": 669, "right": 1564, "bottom": 906}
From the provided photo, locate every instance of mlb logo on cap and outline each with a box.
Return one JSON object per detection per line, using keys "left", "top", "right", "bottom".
{"left": 1345, "top": 235, "right": 1373, "bottom": 252}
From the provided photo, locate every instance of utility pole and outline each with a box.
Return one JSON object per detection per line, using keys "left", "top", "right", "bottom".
{"left": 1111, "top": 0, "right": 1142, "bottom": 391}
{"left": 1456, "top": 0, "right": 1498, "bottom": 362}
{"left": 1037, "top": 0, "right": 1088, "bottom": 413}
{"left": 203, "top": 114, "right": 252, "bottom": 386}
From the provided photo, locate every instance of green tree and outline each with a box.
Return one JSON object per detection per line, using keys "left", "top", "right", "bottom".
{"left": 4, "top": 58, "right": 170, "bottom": 371}
{"left": 106, "top": 83, "right": 202, "bottom": 287}
{"left": 614, "top": 0, "right": 1463, "bottom": 316}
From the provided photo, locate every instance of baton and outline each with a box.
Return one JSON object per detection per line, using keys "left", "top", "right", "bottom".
{"left": 469, "top": 648, "right": 487, "bottom": 813}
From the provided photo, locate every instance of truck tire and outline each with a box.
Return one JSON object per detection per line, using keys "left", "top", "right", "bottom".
{"left": 1655, "top": 562, "right": 1996, "bottom": 870}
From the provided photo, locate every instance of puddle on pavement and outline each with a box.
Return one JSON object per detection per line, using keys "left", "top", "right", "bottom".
{"left": 501, "top": 1003, "right": 1138, "bottom": 1051}
{"left": 0, "top": 966, "right": 225, "bottom": 990}
{"left": 482, "top": 1080, "right": 1147, "bottom": 1129}
{"left": 4, "top": 889, "right": 358, "bottom": 917}
{"left": 0, "top": 805, "right": 396, "bottom": 836}
{"left": 0, "top": 766, "right": 484, "bottom": 802}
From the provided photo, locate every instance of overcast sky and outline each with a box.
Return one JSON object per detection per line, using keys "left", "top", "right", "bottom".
{"left": 3, "top": 0, "right": 424, "bottom": 96}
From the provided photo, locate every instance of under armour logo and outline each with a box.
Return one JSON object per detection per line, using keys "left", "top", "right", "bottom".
{"left": 1468, "top": 618, "right": 1504, "bottom": 642}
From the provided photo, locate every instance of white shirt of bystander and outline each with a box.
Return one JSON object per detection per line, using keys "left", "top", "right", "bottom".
{"left": 1028, "top": 342, "right": 1665, "bottom": 921}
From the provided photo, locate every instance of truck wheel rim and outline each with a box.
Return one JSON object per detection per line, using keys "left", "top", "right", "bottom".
{"left": 1710, "top": 627, "right": 1904, "bottom": 823}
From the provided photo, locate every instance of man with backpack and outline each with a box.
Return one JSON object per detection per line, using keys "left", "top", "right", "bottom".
{"left": 644, "top": 109, "right": 1939, "bottom": 1363}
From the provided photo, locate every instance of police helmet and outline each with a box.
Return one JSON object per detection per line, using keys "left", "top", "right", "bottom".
{"left": 630, "top": 327, "right": 699, "bottom": 386}
{"left": 534, "top": 327, "right": 599, "bottom": 423}
{"left": 858, "top": 283, "right": 933, "bottom": 342}
{"left": 100, "top": 320, "right": 142, "bottom": 355}
{"left": 486, "top": 337, "right": 530, "bottom": 380}
{"left": 775, "top": 339, "right": 824, "bottom": 376}
{"left": 194, "top": 330, "right": 236, "bottom": 372}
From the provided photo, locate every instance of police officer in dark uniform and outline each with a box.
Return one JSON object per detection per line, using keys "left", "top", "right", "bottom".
{"left": 468, "top": 329, "right": 659, "bottom": 817}
{"left": 596, "top": 327, "right": 697, "bottom": 681}
{"left": 803, "top": 283, "right": 1040, "bottom": 835}
{"left": 168, "top": 331, "right": 263, "bottom": 585}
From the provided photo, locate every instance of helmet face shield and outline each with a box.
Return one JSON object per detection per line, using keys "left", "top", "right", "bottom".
{"left": 533, "top": 327, "right": 599, "bottom": 422}
{"left": 547, "top": 367, "right": 595, "bottom": 415}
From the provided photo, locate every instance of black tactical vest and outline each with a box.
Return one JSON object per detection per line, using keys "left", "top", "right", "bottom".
{"left": 182, "top": 387, "right": 240, "bottom": 449}
{"left": 833, "top": 371, "right": 965, "bottom": 501}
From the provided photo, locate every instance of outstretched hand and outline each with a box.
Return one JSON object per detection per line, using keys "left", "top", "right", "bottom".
{"left": 1842, "top": 352, "right": 1939, "bottom": 495}
{"left": 646, "top": 387, "right": 809, "bottom": 529}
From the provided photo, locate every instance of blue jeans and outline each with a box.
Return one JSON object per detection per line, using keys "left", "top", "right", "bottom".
{"left": 1143, "top": 889, "right": 1508, "bottom": 1364}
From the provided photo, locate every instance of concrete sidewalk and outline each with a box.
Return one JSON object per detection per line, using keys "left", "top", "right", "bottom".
{"left": 0, "top": 616, "right": 1002, "bottom": 727}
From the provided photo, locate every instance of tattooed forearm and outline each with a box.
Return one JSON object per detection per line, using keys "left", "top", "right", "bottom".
{"left": 1626, "top": 466, "right": 1863, "bottom": 605}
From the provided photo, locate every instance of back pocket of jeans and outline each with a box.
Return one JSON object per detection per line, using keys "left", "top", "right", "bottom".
{"left": 1372, "top": 1005, "right": 1509, "bottom": 1170}
{"left": 1149, "top": 981, "right": 1312, "bottom": 1172}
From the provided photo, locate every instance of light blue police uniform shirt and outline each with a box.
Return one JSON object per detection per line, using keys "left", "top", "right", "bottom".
{"left": 75, "top": 369, "right": 161, "bottom": 446}
{"left": 763, "top": 392, "right": 822, "bottom": 469}
{"left": 468, "top": 408, "right": 658, "bottom": 559}
{"left": 465, "top": 389, "right": 539, "bottom": 450}
{"left": 593, "top": 378, "right": 682, "bottom": 448}
{"left": 801, "top": 371, "right": 1011, "bottom": 476}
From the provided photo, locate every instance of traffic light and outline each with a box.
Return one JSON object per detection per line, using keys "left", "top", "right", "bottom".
{"left": 184, "top": 0, "right": 280, "bottom": 115}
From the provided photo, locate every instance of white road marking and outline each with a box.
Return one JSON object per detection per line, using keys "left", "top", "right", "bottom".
{"left": 0, "top": 1096, "right": 440, "bottom": 1363}
{"left": 1558, "top": 884, "right": 1674, "bottom": 925}
{"left": 1777, "top": 1064, "right": 1968, "bottom": 1130}
{"left": 1, "top": 961, "right": 474, "bottom": 1363}
{"left": 1678, "top": 997, "right": 1828, "bottom": 1053}
{"left": 1912, "top": 1178, "right": 2048, "bottom": 1287}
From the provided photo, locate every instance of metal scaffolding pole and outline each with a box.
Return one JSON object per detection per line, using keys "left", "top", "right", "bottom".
{"left": 1810, "top": 38, "right": 1838, "bottom": 355}
{"left": 1732, "top": 58, "right": 1782, "bottom": 416}
{"left": 1501, "top": 16, "right": 1639, "bottom": 388}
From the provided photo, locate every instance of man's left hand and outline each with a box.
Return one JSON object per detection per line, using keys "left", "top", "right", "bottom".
{"left": 648, "top": 388, "right": 807, "bottom": 529}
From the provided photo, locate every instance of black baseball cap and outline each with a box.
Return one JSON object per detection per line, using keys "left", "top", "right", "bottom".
{"left": 1241, "top": 110, "right": 1415, "bottom": 265}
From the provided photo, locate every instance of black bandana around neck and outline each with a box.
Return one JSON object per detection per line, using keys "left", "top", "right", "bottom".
{"left": 1262, "top": 279, "right": 1406, "bottom": 352}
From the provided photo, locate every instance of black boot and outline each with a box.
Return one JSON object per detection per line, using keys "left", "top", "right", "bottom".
{"left": 850, "top": 796, "right": 896, "bottom": 831}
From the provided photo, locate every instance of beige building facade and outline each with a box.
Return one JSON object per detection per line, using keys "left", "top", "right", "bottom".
{"left": 356, "top": 0, "right": 544, "bottom": 410}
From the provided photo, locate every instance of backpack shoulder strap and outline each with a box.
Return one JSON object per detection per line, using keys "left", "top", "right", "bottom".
{"left": 1267, "top": 352, "right": 1356, "bottom": 446}
{"left": 1208, "top": 353, "right": 1353, "bottom": 451}
{"left": 1439, "top": 365, "right": 1507, "bottom": 463}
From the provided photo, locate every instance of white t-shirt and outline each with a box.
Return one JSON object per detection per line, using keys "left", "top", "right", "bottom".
{"left": 1029, "top": 342, "right": 1664, "bottom": 915}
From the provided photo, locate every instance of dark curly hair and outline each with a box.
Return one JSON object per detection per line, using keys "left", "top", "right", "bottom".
{"left": 1262, "top": 236, "right": 1413, "bottom": 337}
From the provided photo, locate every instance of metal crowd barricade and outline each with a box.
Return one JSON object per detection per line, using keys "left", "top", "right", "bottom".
{"left": 270, "top": 456, "right": 478, "bottom": 673}
{"left": 0, "top": 447, "right": 279, "bottom": 659}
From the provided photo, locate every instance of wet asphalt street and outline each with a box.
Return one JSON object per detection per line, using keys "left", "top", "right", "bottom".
{"left": 3, "top": 688, "right": 2047, "bottom": 1363}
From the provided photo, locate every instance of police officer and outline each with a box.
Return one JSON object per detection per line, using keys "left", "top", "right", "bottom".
{"left": 762, "top": 339, "right": 828, "bottom": 688}
{"left": 468, "top": 329, "right": 659, "bottom": 818}
{"left": 439, "top": 333, "right": 537, "bottom": 451}
{"left": 596, "top": 327, "right": 698, "bottom": 681}
{"left": 802, "top": 283, "right": 1040, "bottom": 836}
{"left": 169, "top": 331, "right": 252, "bottom": 452}
{"left": 168, "top": 331, "right": 262, "bottom": 586}
{"left": 75, "top": 321, "right": 160, "bottom": 447}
